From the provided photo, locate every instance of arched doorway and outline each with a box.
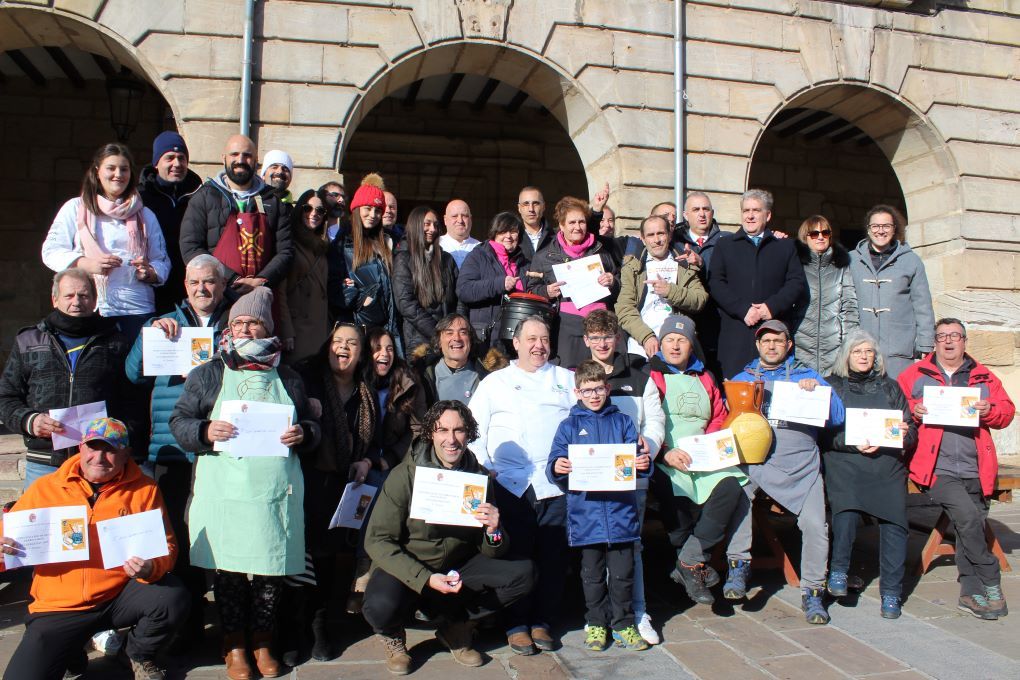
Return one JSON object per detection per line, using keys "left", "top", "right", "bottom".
{"left": 0, "top": 9, "right": 174, "bottom": 360}
{"left": 335, "top": 42, "right": 612, "bottom": 236}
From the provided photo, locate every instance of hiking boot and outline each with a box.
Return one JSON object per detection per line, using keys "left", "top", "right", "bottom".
{"left": 880, "top": 595, "right": 902, "bottom": 619}
{"left": 959, "top": 594, "right": 998, "bottom": 620}
{"left": 378, "top": 631, "right": 412, "bottom": 675}
{"left": 802, "top": 588, "right": 830, "bottom": 625}
{"left": 436, "top": 621, "right": 483, "bottom": 667}
{"left": 827, "top": 571, "right": 848, "bottom": 597}
{"left": 671, "top": 561, "right": 715, "bottom": 605}
{"left": 129, "top": 658, "right": 165, "bottom": 680}
{"left": 507, "top": 630, "right": 536, "bottom": 655}
{"left": 251, "top": 631, "right": 283, "bottom": 678}
{"left": 530, "top": 626, "right": 556, "bottom": 652}
{"left": 637, "top": 612, "right": 660, "bottom": 645}
{"left": 723, "top": 559, "right": 751, "bottom": 600}
{"left": 984, "top": 584, "right": 1008, "bottom": 617}
{"left": 612, "top": 625, "right": 650, "bottom": 651}
{"left": 584, "top": 624, "right": 609, "bottom": 651}
{"left": 703, "top": 564, "right": 721, "bottom": 588}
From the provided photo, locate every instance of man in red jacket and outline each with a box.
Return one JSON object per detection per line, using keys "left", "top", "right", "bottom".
{"left": 898, "top": 318, "right": 1015, "bottom": 621}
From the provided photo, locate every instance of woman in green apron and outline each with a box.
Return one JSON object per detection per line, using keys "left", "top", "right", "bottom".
{"left": 170, "top": 287, "right": 319, "bottom": 680}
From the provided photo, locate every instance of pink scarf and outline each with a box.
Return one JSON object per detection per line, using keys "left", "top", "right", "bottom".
{"left": 75, "top": 192, "right": 148, "bottom": 301}
{"left": 555, "top": 231, "right": 607, "bottom": 316}
{"left": 489, "top": 241, "right": 524, "bottom": 292}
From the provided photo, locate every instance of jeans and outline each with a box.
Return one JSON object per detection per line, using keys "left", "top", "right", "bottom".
{"left": 927, "top": 474, "right": 999, "bottom": 595}
{"left": 830, "top": 510, "right": 907, "bottom": 598}
{"left": 23, "top": 461, "right": 58, "bottom": 490}
{"left": 581, "top": 543, "right": 635, "bottom": 630}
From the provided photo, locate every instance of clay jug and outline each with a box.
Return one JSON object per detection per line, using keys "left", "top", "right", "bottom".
{"left": 721, "top": 380, "right": 773, "bottom": 464}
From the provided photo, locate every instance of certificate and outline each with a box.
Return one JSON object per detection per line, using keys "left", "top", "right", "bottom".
{"left": 644, "top": 258, "right": 678, "bottom": 287}
{"left": 552, "top": 254, "right": 610, "bottom": 308}
{"left": 922, "top": 386, "right": 981, "bottom": 428}
{"left": 213, "top": 400, "right": 292, "bottom": 457}
{"left": 672, "top": 429, "right": 740, "bottom": 472}
{"left": 329, "top": 482, "right": 378, "bottom": 530}
{"left": 567, "top": 444, "right": 637, "bottom": 491}
{"left": 96, "top": 509, "right": 170, "bottom": 570}
{"left": 845, "top": 408, "right": 905, "bottom": 448}
{"left": 409, "top": 468, "right": 488, "bottom": 528}
{"left": 768, "top": 381, "right": 831, "bottom": 427}
{"left": 49, "top": 401, "right": 107, "bottom": 450}
{"left": 142, "top": 327, "right": 215, "bottom": 376}
{"left": 2, "top": 505, "right": 90, "bottom": 569}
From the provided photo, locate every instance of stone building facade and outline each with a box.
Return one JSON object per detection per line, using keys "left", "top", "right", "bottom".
{"left": 0, "top": 0, "right": 1018, "bottom": 451}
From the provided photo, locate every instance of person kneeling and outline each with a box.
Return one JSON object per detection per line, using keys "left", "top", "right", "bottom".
{"left": 0, "top": 418, "right": 188, "bottom": 680}
{"left": 547, "top": 361, "right": 651, "bottom": 652}
{"left": 363, "top": 401, "right": 534, "bottom": 675}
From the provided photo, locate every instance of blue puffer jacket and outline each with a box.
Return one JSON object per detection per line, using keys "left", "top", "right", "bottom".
{"left": 125, "top": 300, "right": 229, "bottom": 463}
{"left": 546, "top": 401, "right": 644, "bottom": 547}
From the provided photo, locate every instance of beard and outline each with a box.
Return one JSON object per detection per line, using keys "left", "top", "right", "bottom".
{"left": 224, "top": 161, "right": 253, "bottom": 185}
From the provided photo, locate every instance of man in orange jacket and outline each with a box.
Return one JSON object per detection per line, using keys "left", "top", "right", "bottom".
{"left": 0, "top": 417, "right": 188, "bottom": 680}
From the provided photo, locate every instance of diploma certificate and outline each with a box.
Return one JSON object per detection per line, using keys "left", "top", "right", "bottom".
{"left": 96, "top": 509, "right": 170, "bottom": 570}
{"left": 844, "top": 408, "right": 905, "bottom": 448}
{"left": 142, "top": 327, "right": 215, "bottom": 376}
{"left": 552, "top": 255, "right": 610, "bottom": 308}
{"left": 329, "top": 482, "right": 379, "bottom": 530}
{"left": 922, "top": 386, "right": 981, "bottom": 428}
{"left": 214, "top": 400, "right": 292, "bottom": 457}
{"left": 768, "top": 381, "right": 831, "bottom": 427}
{"left": 671, "top": 429, "right": 741, "bottom": 472}
{"left": 567, "top": 444, "right": 637, "bottom": 491}
{"left": 2, "top": 505, "right": 90, "bottom": 569}
{"left": 409, "top": 468, "right": 488, "bottom": 528}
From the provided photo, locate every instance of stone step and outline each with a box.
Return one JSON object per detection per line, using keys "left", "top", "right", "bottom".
{"left": 0, "top": 457, "right": 23, "bottom": 481}
{"left": 0, "top": 479, "right": 22, "bottom": 505}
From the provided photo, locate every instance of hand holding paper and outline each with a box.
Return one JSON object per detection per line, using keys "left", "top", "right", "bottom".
{"left": 49, "top": 401, "right": 107, "bottom": 450}
{"left": 96, "top": 509, "right": 169, "bottom": 570}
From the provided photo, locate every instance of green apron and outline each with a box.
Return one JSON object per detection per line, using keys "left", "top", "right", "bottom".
{"left": 658, "top": 372, "right": 746, "bottom": 505}
{"left": 188, "top": 365, "right": 305, "bottom": 575}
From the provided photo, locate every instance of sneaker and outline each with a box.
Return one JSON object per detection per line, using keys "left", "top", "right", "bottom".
{"left": 436, "top": 621, "right": 483, "bottom": 667}
{"left": 984, "top": 585, "right": 1008, "bottom": 617}
{"left": 959, "top": 594, "right": 998, "bottom": 620}
{"left": 584, "top": 625, "right": 609, "bottom": 651}
{"left": 612, "top": 625, "right": 650, "bottom": 651}
{"left": 880, "top": 595, "right": 902, "bottom": 619}
{"left": 91, "top": 629, "right": 122, "bottom": 656}
{"left": 671, "top": 561, "right": 715, "bottom": 605}
{"left": 129, "top": 658, "right": 165, "bottom": 680}
{"left": 377, "top": 631, "right": 412, "bottom": 675}
{"left": 827, "top": 571, "right": 848, "bottom": 597}
{"left": 637, "top": 613, "right": 660, "bottom": 645}
{"left": 530, "top": 626, "right": 556, "bottom": 652}
{"left": 723, "top": 559, "right": 751, "bottom": 600}
{"left": 802, "top": 588, "right": 830, "bottom": 625}
{"left": 507, "top": 630, "right": 536, "bottom": 656}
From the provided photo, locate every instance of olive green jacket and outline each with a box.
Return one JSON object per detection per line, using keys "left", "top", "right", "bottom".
{"left": 615, "top": 248, "right": 709, "bottom": 346}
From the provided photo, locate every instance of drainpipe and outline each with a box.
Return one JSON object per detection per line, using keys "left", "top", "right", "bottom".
{"left": 239, "top": 0, "right": 256, "bottom": 136}
{"left": 673, "top": 0, "right": 685, "bottom": 212}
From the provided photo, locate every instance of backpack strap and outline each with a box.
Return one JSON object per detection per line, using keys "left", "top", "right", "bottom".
{"left": 650, "top": 369, "right": 667, "bottom": 400}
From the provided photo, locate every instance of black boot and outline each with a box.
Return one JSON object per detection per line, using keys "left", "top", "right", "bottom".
{"left": 310, "top": 607, "right": 335, "bottom": 661}
{"left": 279, "top": 585, "right": 310, "bottom": 667}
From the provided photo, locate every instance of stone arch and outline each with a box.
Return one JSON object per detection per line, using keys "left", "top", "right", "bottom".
{"left": 334, "top": 40, "right": 620, "bottom": 199}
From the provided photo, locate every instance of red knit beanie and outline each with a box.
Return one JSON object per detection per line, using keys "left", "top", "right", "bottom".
{"left": 349, "top": 172, "right": 386, "bottom": 212}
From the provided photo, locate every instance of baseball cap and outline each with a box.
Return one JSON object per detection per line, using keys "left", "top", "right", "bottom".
{"left": 81, "top": 417, "right": 129, "bottom": 449}
{"left": 754, "top": 319, "right": 790, "bottom": 339}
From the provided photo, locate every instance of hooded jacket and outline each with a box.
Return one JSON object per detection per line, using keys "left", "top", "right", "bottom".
{"left": 364, "top": 437, "right": 507, "bottom": 593}
{"left": 615, "top": 247, "right": 708, "bottom": 348}
{"left": 138, "top": 165, "right": 203, "bottom": 310}
{"left": 0, "top": 455, "right": 177, "bottom": 613}
{"left": 792, "top": 241, "right": 859, "bottom": 376}
{"left": 546, "top": 401, "right": 644, "bottom": 546}
{"left": 849, "top": 239, "right": 934, "bottom": 377}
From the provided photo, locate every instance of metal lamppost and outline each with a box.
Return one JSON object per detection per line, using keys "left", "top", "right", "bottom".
{"left": 106, "top": 69, "right": 145, "bottom": 143}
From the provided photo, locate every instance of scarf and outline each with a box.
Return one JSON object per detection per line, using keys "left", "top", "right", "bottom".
{"left": 324, "top": 372, "right": 377, "bottom": 464}
{"left": 555, "top": 231, "right": 607, "bottom": 317}
{"left": 489, "top": 241, "right": 524, "bottom": 292}
{"left": 44, "top": 309, "right": 116, "bottom": 338}
{"left": 218, "top": 329, "right": 281, "bottom": 371}
{"left": 75, "top": 192, "right": 148, "bottom": 303}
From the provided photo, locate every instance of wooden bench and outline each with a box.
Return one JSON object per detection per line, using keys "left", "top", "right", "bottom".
{"left": 750, "top": 496, "right": 800, "bottom": 587}
{"left": 912, "top": 464, "right": 1018, "bottom": 575}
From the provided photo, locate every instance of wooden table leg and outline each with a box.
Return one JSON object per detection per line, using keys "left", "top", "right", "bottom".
{"left": 751, "top": 500, "right": 800, "bottom": 587}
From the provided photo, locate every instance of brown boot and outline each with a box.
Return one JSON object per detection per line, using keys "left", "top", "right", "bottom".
{"left": 251, "top": 631, "right": 283, "bottom": 678}
{"left": 222, "top": 632, "right": 252, "bottom": 680}
{"left": 377, "top": 631, "right": 411, "bottom": 675}
{"left": 436, "top": 620, "right": 483, "bottom": 667}
{"left": 347, "top": 557, "right": 373, "bottom": 614}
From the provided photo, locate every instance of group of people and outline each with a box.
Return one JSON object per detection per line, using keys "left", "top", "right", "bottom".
{"left": 0, "top": 129, "right": 1013, "bottom": 680}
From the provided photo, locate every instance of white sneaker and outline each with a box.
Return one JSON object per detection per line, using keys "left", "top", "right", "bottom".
{"left": 90, "top": 629, "right": 122, "bottom": 656}
{"left": 637, "top": 613, "right": 659, "bottom": 645}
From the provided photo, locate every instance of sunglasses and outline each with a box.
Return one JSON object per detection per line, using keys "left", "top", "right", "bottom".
{"left": 303, "top": 205, "right": 327, "bottom": 216}
{"left": 807, "top": 230, "right": 831, "bottom": 238}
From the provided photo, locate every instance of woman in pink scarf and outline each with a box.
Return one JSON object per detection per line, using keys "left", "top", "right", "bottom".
{"left": 527, "top": 196, "right": 619, "bottom": 368}
{"left": 42, "top": 143, "right": 170, "bottom": 341}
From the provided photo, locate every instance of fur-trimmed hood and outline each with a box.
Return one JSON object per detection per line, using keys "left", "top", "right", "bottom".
{"left": 795, "top": 239, "right": 851, "bottom": 268}
{"left": 409, "top": 343, "right": 509, "bottom": 374}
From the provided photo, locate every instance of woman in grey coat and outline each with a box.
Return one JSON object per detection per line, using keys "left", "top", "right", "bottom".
{"left": 848, "top": 205, "right": 935, "bottom": 378}
{"left": 793, "top": 215, "right": 858, "bottom": 376}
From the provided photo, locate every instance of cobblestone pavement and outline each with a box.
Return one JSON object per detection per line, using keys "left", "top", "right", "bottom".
{"left": 1, "top": 498, "right": 1017, "bottom": 679}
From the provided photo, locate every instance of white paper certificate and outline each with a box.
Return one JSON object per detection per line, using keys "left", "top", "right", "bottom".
{"left": 552, "top": 254, "right": 610, "bottom": 308}
{"left": 768, "top": 382, "right": 831, "bottom": 427}
{"left": 329, "top": 482, "right": 379, "bottom": 530}
{"left": 49, "top": 401, "right": 107, "bottom": 450}
{"left": 922, "top": 386, "right": 981, "bottom": 428}
{"left": 845, "top": 408, "right": 905, "bottom": 448}
{"left": 409, "top": 468, "right": 488, "bottom": 528}
{"left": 96, "top": 509, "right": 170, "bottom": 570}
{"left": 2, "top": 505, "right": 91, "bottom": 569}
{"left": 672, "top": 429, "right": 741, "bottom": 472}
{"left": 142, "top": 327, "right": 215, "bottom": 376}
{"left": 213, "top": 400, "right": 292, "bottom": 457}
{"left": 645, "top": 258, "right": 678, "bottom": 287}
{"left": 567, "top": 444, "right": 637, "bottom": 491}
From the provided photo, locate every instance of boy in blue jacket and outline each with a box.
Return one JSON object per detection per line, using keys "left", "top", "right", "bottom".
{"left": 546, "top": 360, "right": 651, "bottom": 652}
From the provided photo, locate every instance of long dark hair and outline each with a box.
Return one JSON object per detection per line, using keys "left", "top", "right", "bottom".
{"left": 290, "top": 188, "right": 330, "bottom": 254}
{"left": 404, "top": 205, "right": 443, "bottom": 309}
{"left": 81, "top": 143, "right": 137, "bottom": 214}
{"left": 365, "top": 326, "right": 418, "bottom": 415}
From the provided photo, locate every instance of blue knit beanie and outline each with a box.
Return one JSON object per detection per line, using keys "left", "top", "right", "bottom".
{"left": 152, "top": 131, "right": 188, "bottom": 167}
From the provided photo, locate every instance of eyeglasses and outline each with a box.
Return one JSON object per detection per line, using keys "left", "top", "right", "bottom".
{"left": 586, "top": 335, "right": 615, "bottom": 344}
{"left": 850, "top": 348, "right": 876, "bottom": 357}
{"left": 578, "top": 386, "right": 609, "bottom": 397}
{"left": 935, "top": 332, "right": 965, "bottom": 342}
{"left": 868, "top": 223, "right": 895, "bottom": 232}
{"left": 303, "top": 205, "right": 327, "bottom": 215}
{"left": 807, "top": 230, "right": 831, "bottom": 239}
{"left": 230, "top": 319, "right": 264, "bottom": 330}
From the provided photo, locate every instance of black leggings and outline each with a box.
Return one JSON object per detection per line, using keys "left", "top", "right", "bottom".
{"left": 214, "top": 571, "right": 283, "bottom": 633}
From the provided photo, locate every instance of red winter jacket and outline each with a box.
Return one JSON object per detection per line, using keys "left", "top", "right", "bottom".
{"left": 897, "top": 353, "right": 1015, "bottom": 496}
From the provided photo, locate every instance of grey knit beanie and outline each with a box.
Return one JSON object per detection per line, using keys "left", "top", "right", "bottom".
{"left": 229, "top": 287, "right": 275, "bottom": 334}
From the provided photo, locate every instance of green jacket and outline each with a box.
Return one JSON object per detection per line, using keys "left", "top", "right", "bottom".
{"left": 365, "top": 438, "right": 508, "bottom": 593}
{"left": 615, "top": 248, "right": 708, "bottom": 346}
